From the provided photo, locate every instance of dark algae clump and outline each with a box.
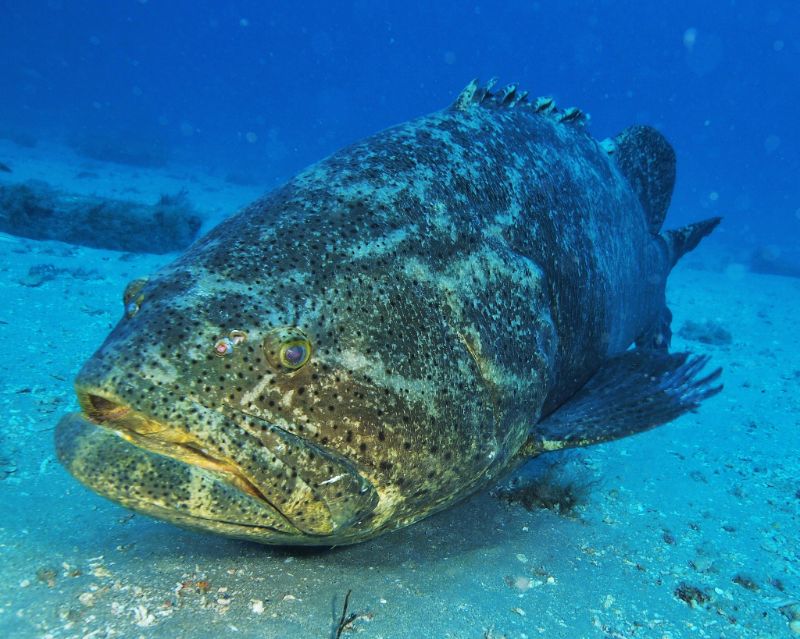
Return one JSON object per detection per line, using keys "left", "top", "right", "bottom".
{"left": 0, "top": 182, "right": 201, "bottom": 253}
{"left": 674, "top": 582, "right": 710, "bottom": 608}
{"left": 495, "top": 458, "right": 596, "bottom": 515}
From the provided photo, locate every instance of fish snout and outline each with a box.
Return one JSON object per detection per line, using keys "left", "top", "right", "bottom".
{"left": 74, "top": 355, "right": 138, "bottom": 425}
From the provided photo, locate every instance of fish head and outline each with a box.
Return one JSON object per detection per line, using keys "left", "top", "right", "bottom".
{"left": 55, "top": 184, "right": 530, "bottom": 545}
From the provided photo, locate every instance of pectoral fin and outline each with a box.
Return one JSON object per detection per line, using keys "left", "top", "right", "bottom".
{"left": 522, "top": 350, "right": 722, "bottom": 456}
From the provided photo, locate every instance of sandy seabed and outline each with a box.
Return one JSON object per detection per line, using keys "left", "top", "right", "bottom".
{"left": 0, "top": 141, "right": 798, "bottom": 639}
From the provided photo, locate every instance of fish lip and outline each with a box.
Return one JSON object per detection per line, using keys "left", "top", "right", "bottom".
{"left": 73, "top": 380, "right": 378, "bottom": 538}
{"left": 74, "top": 387, "right": 286, "bottom": 515}
{"left": 78, "top": 389, "right": 132, "bottom": 423}
{"left": 55, "top": 412, "right": 309, "bottom": 541}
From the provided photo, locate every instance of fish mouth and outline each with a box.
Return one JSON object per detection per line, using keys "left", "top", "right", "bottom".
{"left": 58, "top": 384, "right": 379, "bottom": 544}
{"left": 78, "top": 390, "right": 270, "bottom": 506}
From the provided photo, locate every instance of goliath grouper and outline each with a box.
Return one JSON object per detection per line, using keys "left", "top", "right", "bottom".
{"left": 55, "top": 80, "right": 722, "bottom": 546}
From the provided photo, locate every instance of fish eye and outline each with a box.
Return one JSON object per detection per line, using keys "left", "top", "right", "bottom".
{"left": 263, "top": 326, "right": 312, "bottom": 372}
{"left": 263, "top": 327, "right": 312, "bottom": 371}
{"left": 122, "top": 277, "right": 148, "bottom": 318}
{"left": 280, "top": 341, "right": 311, "bottom": 369}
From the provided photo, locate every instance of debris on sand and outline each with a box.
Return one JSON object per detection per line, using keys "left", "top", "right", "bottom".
{"left": 678, "top": 319, "right": 732, "bottom": 345}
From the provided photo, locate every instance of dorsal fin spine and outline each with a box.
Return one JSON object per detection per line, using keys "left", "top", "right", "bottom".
{"left": 534, "top": 96, "right": 555, "bottom": 113}
{"left": 452, "top": 79, "right": 479, "bottom": 111}
{"left": 500, "top": 84, "right": 518, "bottom": 105}
{"left": 512, "top": 90, "right": 529, "bottom": 107}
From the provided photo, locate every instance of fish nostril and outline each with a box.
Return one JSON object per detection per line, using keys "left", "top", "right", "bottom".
{"left": 81, "top": 393, "right": 130, "bottom": 422}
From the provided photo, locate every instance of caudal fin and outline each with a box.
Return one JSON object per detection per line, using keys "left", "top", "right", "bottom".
{"left": 663, "top": 217, "right": 722, "bottom": 269}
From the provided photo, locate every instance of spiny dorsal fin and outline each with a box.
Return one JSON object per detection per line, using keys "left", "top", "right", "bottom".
{"left": 509, "top": 89, "right": 528, "bottom": 107}
{"left": 612, "top": 125, "right": 676, "bottom": 233}
{"left": 450, "top": 78, "right": 589, "bottom": 126}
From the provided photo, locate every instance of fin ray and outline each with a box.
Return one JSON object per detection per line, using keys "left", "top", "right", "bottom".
{"left": 525, "top": 351, "right": 722, "bottom": 455}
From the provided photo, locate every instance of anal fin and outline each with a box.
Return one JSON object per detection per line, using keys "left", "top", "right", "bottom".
{"left": 635, "top": 306, "right": 673, "bottom": 352}
{"left": 524, "top": 351, "right": 722, "bottom": 455}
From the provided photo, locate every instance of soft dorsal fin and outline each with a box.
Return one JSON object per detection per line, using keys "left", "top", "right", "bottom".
{"left": 607, "top": 125, "right": 676, "bottom": 233}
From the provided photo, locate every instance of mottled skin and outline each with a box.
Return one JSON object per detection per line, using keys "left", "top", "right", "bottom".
{"left": 57, "top": 82, "right": 693, "bottom": 545}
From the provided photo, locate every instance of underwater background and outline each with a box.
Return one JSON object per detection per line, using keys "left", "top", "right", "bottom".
{"left": 1, "top": 1, "right": 798, "bottom": 638}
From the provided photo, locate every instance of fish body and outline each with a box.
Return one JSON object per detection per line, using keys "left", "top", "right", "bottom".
{"left": 55, "top": 81, "right": 721, "bottom": 545}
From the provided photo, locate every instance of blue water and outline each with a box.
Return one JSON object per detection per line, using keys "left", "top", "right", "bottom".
{"left": 2, "top": 1, "right": 798, "bottom": 244}
{"left": 1, "top": 2, "right": 799, "bottom": 638}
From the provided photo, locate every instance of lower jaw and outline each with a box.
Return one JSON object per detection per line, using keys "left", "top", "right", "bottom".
{"left": 54, "top": 411, "right": 313, "bottom": 543}
{"left": 76, "top": 389, "right": 281, "bottom": 509}
{"left": 63, "top": 385, "right": 381, "bottom": 544}
{"left": 110, "top": 423, "right": 271, "bottom": 504}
